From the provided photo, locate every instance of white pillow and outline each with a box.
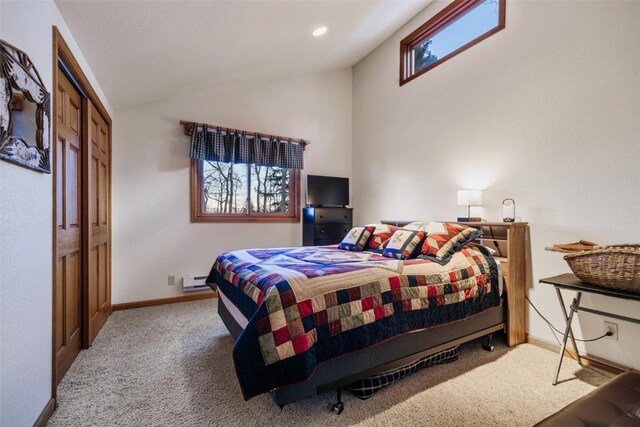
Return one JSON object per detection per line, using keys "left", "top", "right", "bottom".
{"left": 403, "top": 221, "right": 446, "bottom": 234}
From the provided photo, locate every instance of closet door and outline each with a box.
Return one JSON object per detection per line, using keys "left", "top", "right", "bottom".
{"left": 84, "top": 100, "right": 111, "bottom": 345}
{"left": 55, "top": 71, "right": 83, "bottom": 384}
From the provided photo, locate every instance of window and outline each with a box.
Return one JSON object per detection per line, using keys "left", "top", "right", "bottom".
{"left": 400, "top": 0, "right": 505, "bottom": 85}
{"left": 191, "top": 159, "right": 300, "bottom": 222}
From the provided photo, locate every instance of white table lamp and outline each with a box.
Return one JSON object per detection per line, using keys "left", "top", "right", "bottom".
{"left": 457, "top": 189, "right": 483, "bottom": 222}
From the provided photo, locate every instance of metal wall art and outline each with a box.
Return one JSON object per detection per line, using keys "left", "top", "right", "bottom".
{"left": 0, "top": 39, "right": 51, "bottom": 173}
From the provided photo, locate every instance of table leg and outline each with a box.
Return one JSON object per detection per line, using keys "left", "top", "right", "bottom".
{"left": 552, "top": 291, "right": 582, "bottom": 385}
{"left": 555, "top": 287, "right": 582, "bottom": 365}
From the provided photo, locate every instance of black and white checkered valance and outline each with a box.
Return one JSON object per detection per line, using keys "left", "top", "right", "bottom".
{"left": 189, "top": 124, "right": 304, "bottom": 170}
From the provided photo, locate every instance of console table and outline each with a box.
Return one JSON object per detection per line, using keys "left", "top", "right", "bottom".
{"left": 539, "top": 273, "right": 640, "bottom": 385}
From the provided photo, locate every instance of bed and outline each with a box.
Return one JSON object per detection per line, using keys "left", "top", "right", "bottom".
{"left": 205, "top": 222, "right": 528, "bottom": 411}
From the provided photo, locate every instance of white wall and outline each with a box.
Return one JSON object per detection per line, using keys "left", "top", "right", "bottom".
{"left": 112, "top": 69, "right": 352, "bottom": 304}
{"left": 0, "top": 1, "right": 112, "bottom": 425}
{"left": 353, "top": 1, "right": 640, "bottom": 368}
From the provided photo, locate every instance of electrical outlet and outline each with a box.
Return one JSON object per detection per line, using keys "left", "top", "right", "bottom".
{"left": 168, "top": 275, "right": 176, "bottom": 286}
{"left": 604, "top": 321, "right": 618, "bottom": 341}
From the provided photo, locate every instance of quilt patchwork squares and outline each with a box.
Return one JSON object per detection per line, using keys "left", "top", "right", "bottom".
{"left": 211, "top": 244, "right": 499, "bottom": 400}
{"left": 255, "top": 252, "right": 490, "bottom": 365}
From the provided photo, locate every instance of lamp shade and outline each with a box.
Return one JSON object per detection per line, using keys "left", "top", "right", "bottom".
{"left": 457, "top": 190, "right": 483, "bottom": 206}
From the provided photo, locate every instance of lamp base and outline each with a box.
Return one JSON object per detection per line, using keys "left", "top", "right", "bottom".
{"left": 457, "top": 217, "right": 482, "bottom": 223}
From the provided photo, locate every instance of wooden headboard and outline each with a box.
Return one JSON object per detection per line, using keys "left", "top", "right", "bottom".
{"left": 381, "top": 220, "right": 529, "bottom": 347}
{"left": 461, "top": 222, "right": 528, "bottom": 347}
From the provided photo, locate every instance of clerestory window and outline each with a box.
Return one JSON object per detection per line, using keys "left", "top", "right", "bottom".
{"left": 400, "top": 0, "right": 505, "bottom": 85}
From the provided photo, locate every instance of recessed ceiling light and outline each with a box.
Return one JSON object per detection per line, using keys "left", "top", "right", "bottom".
{"left": 312, "top": 27, "right": 328, "bottom": 37}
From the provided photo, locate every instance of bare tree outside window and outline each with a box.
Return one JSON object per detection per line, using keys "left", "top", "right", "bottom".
{"left": 251, "top": 165, "right": 290, "bottom": 214}
{"left": 202, "top": 161, "right": 248, "bottom": 213}
{"left": 201, "top": 161, "right": 291, "bottom": 215}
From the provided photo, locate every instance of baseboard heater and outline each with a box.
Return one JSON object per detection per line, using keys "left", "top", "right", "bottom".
{"left": 183, "top": 275, "right": 209, "bottom": 292}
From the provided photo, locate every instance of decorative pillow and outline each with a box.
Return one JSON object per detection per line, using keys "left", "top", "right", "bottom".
{"left": 420, "top": 222, "right": 482, "bottom": 260}
{"left": 382, "top": 229, "right": 426, "bottom": 260}
{"left": 364, "top": 223, "right": 398, "bottom": 250}
{"left": 403, "top": 221, "right": 431, "bottom": 231}
{"left": 338, "top": 226, "right": 376, "bottom": 251}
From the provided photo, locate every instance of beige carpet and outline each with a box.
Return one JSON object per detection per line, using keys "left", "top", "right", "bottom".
{"left": 48, "top": 299, "right": 613, "bottom": 427}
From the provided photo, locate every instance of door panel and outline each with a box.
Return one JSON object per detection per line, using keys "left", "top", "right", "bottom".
{"left": 54, "top": 71, "right": 83, "bottom": 384}
{"left": 69, "top": 97, "right": 80, "bottom": 134}
{"left": 91, "top": 158, "right": 98, "bottom": 225}
{"left": 67, "top": 146, "right": 80, "bottom": 227}
{"left": 56, "top": 140, "right": 64, "bottom": 228}
{"left": 85, "top": 101, "right": 111, "bottom": 344}
{"left": 55, "top": 258, "right": 64, "bottom": 354}
{"left": 98, "top": 243, "right": 107, "bottom": 306}
{"left": 88, "top": 247, "right": 98, "bottom": 316}
{"left": 66, "top": 253, "right": 81, "bottom": 336}
{"left": 99, "top": 162, "right": 107, "bottom": 224}
{"left": 56, "top": 85, "right": 64, "bottom": 121}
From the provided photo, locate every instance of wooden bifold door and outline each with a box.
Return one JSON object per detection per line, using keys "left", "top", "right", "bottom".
{"left": 55, "top": 70, "right": 83, "bottom": 382}
{"left": 85, "top": 101, "right": 111, "bottom": 342}
{"left": 54, "top": 61, "right": 112, "bottom": 385}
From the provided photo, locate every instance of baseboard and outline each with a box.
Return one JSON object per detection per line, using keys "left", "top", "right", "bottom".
{"left": 33, "top": 398, "right": 55, "bottom": 427}
{"left": 526, "top": 333, "right": 629, "bottom": 374}
{"left": 112, "top": 291, "right": 217, "bottom": 311}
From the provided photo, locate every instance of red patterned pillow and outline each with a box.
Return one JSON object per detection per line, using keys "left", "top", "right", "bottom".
{"left": 382, "top": 229, "right": 426, "bottom": 260}
{"left": 364, "top": 224, "right": 398, "bottom": 250}
{"left": 420, "top": 222, "right": 481, "bottom": 260}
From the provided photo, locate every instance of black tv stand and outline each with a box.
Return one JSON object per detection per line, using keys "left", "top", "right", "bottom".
{"left": 302, "top": 207, "right": 353, "bottom": 246}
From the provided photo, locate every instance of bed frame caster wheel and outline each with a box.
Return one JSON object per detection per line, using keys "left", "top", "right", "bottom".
{"left": 482, "top": 333, "right": 495, "bottom": 352}
{"left": 331, "top": 387, "right": 344, "bottom": 415}
{"left": 331, "top": 401, "right": 344, "bottom": 416}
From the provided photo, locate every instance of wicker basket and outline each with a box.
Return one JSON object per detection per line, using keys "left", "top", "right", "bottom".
{"left": 564, "top": 245, "right": 640, "bottom": 293}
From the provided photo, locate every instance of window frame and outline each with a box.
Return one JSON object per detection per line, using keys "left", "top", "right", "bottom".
{"left": 190, "top": 159, "right": 301, "bottom": 223}
{"left": 399, "top": 0, "right": 506, "bottom": 86}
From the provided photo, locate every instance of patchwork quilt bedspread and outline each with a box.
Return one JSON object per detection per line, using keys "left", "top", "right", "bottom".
{"left": 207, "top": 244, "right": 500, "bottom": 400}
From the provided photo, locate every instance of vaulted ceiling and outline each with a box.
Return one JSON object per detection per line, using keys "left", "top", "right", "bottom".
{"left": 55, "top": 0, "right": 431, "bottom": 109}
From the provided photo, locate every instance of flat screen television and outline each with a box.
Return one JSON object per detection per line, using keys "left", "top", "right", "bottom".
{"left": 306, "top": 175, "right": 349, "bottom": 207}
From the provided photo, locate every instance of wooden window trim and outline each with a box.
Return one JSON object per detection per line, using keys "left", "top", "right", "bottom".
{"left": 399, "top": 0, "right": 506, "bottom": 86}
{"left": 190, "top": 159, "right": 301, "bottom": 223}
